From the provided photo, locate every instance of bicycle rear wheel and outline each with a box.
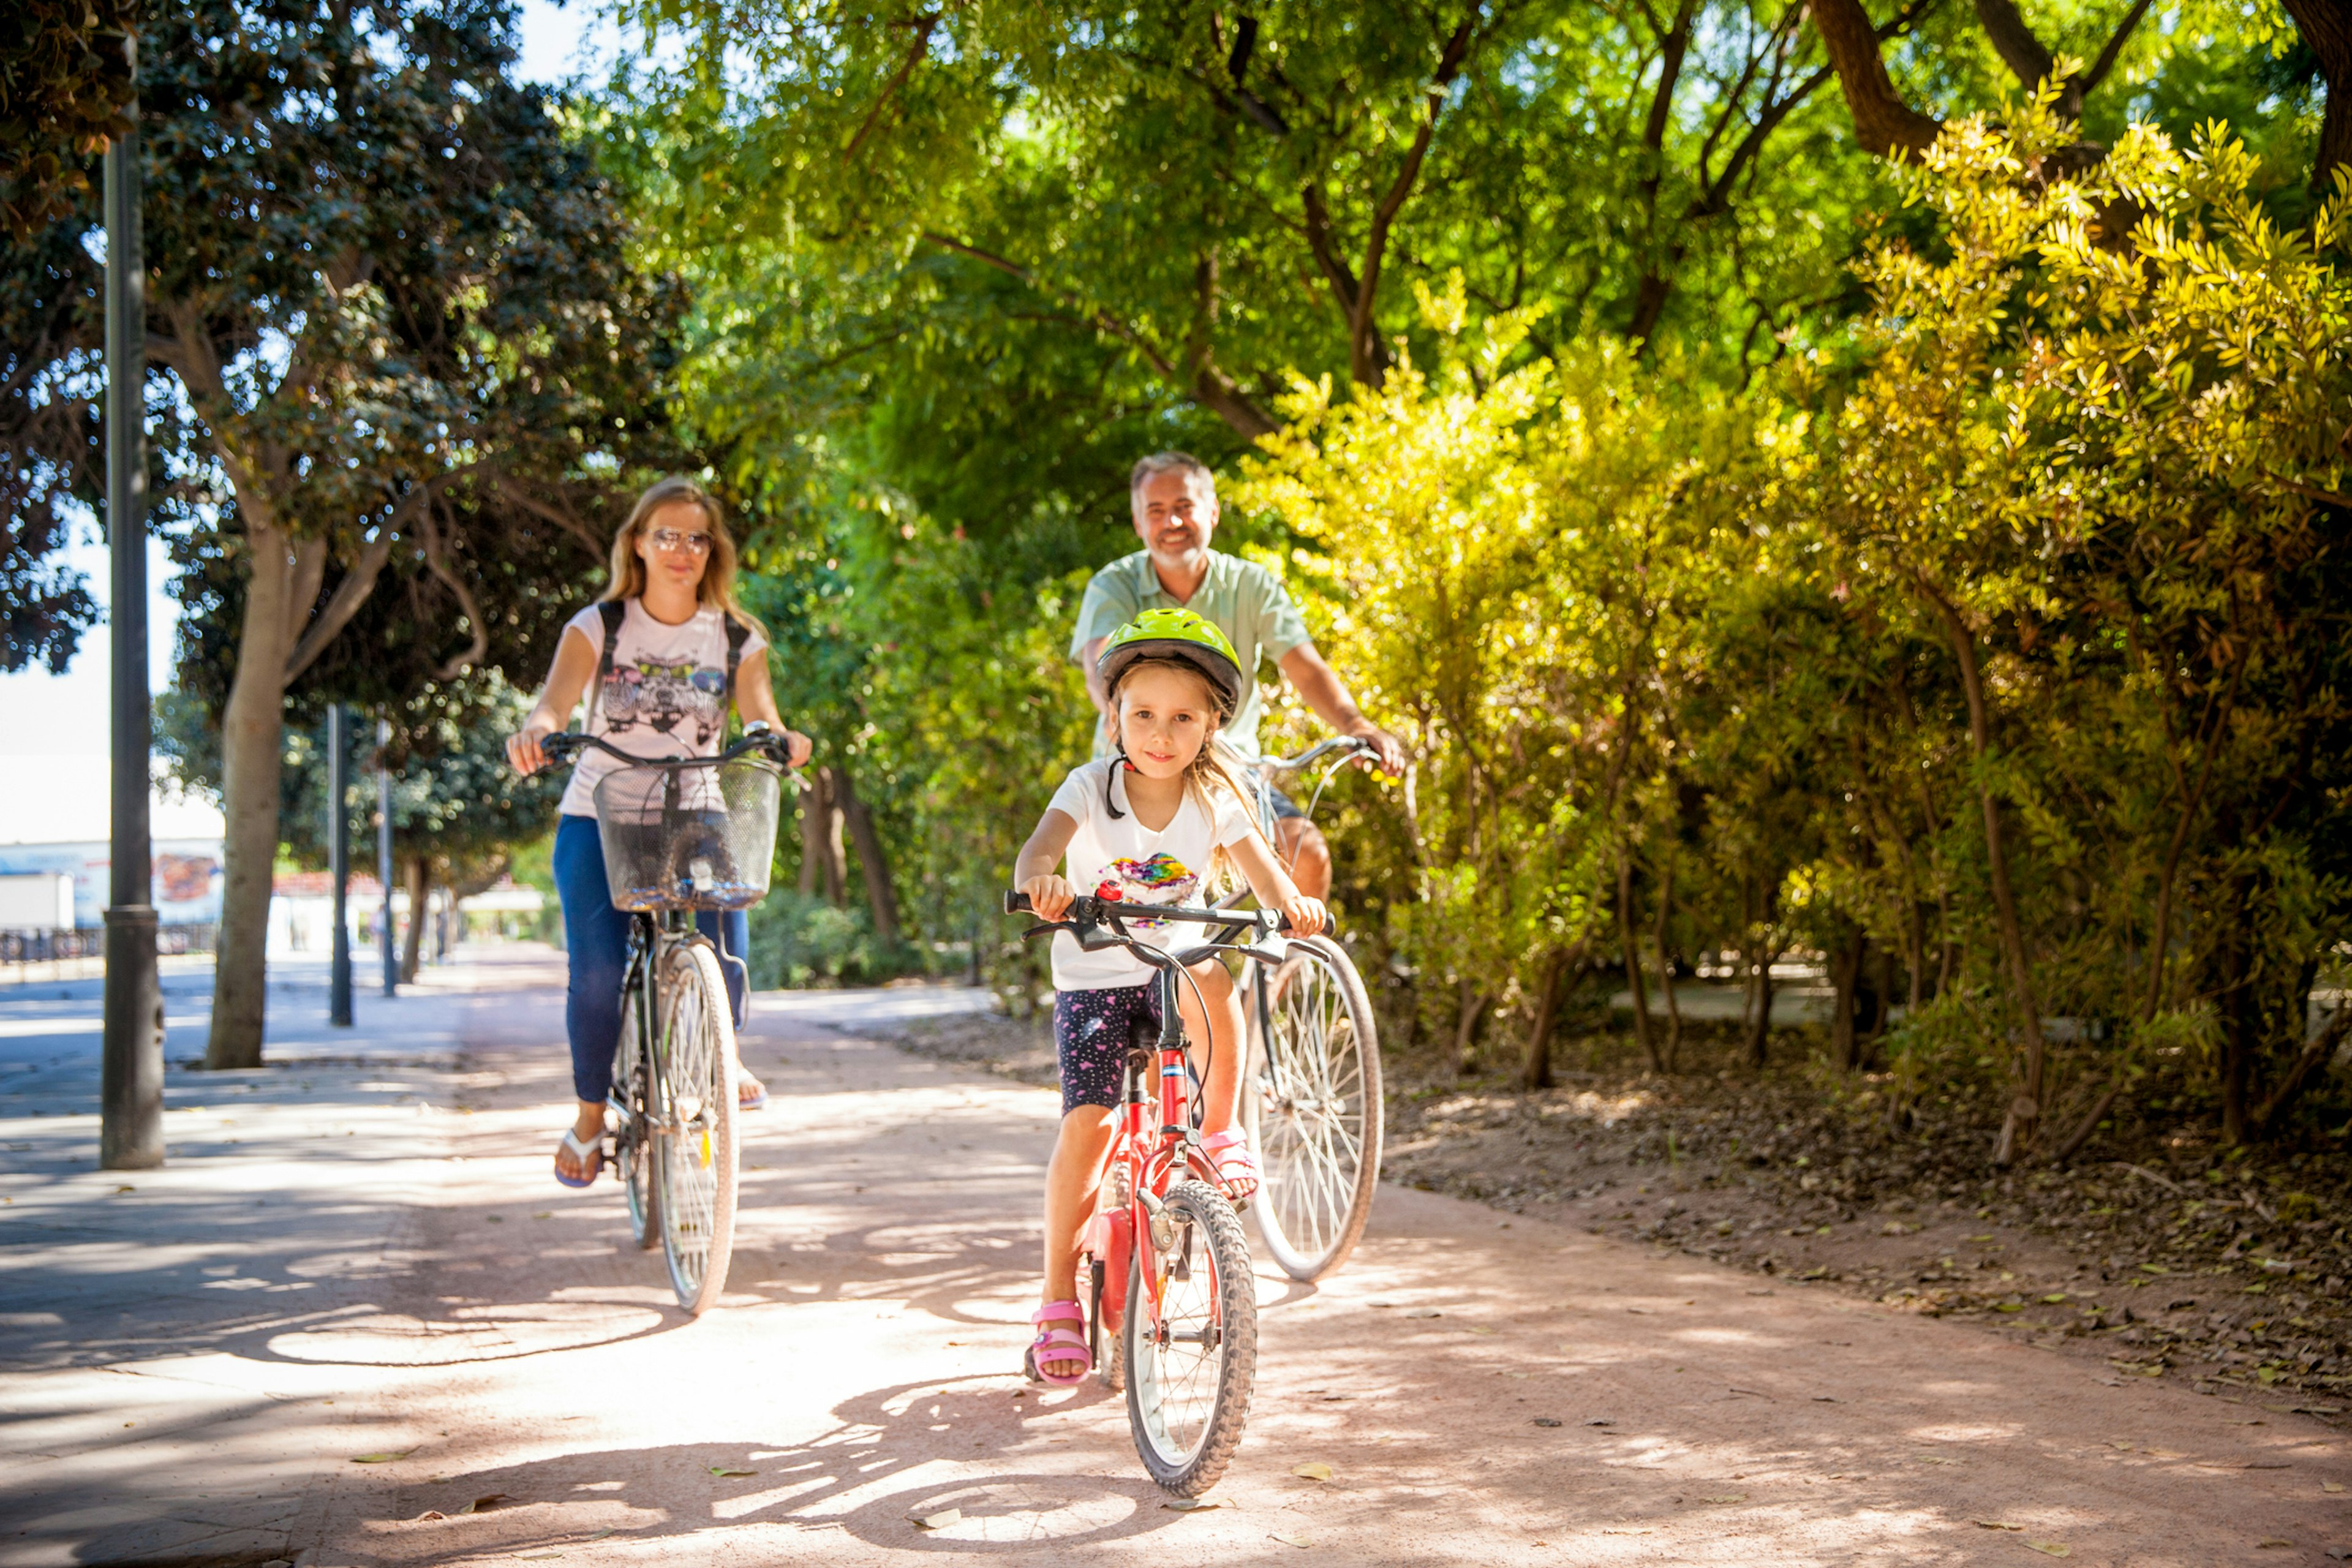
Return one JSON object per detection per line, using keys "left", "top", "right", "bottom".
{"left": 615, "top": 989, "right": 659, "bottom": 1251}
{"left": 652, "top": 938, "right": 739, "bottom": 1314}
{"left": 1245, "top": 935, "right": 1383, "bottom": 1281}
{"left": 1123, "top": 1179, "right": 1255, "bottom": 1496}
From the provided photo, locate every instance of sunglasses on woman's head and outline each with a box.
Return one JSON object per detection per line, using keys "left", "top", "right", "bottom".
{"left": 647, "top": 527, "right": 713, "bottom": 556}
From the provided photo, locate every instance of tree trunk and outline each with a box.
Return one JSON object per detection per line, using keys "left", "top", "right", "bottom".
{"left": 1450, "top": 979, "right": 1487, "bottom": 1077}
{"left": 1825, "top": 926, "right": 1863, "bottom": 1072}
{"left": 203, "top": 522, "right": 305, "bottom": 1071}
{"left": 399, "top": 856, "right": 429, "bottom": 984}
{"left": 1652, "top": 862, "right": 1683, "bottom": 1072}
{"left": 1521, "top": 946, "right": 1572, "bottom": 1090}
{"left": 831, "top": 764, "right": 902, "bottom": 948}
{"left": 1929, "top": 597, "right": 2049, "bottom": 1165}
{"left": 797, "top": 769, "right": 846, "bottom": 905}
{"left": 1746, "top": 945, "right": 1781, "bottom": 1069}
{"left": 2279, "top": 0, "right": 2352, "bottom": 193}
{"left": 1617, "top": 847, "right": 1660, "bottom": 1071}
{"left": 1906, "top": 899, "right": 1929, "bottom": 1008}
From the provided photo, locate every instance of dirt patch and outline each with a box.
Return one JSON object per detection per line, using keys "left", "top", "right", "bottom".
{"left": 876, "top": 1010, "right": 1059, "bottom": 1090}
{"left": 1382, "top": 1024, "right": 2352, "bottom": 1416}
{"left": 870, "top": 1003, "right": 2352, "bottom": 1416}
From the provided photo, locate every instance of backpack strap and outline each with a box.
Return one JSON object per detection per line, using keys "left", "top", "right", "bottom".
{"left": 723, "top": 612, "right": 750, "bottom": 712}
{"left": 584, "top": 600, "right": 627, "bottom": 731}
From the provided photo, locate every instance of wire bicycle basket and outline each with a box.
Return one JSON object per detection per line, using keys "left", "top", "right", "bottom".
{"left": 591, "top": 756, "right": 783, "bottom": 912}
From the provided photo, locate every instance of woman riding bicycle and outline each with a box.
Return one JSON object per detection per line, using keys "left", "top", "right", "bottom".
{"left": 1011, "top": 608, "right": 1325, "bottom": 1384}
{"left": 507, "top": 477, "right": 813, "bottom": 1188}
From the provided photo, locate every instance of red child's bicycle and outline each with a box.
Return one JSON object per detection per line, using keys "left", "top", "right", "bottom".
{"left": 1006, "top": 889, "right": 1308, "bottom": 1496}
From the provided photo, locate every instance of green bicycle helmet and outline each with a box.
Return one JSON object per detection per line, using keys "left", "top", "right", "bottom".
{"left": 1096, "top": 607, "right": 1245, "bottom": 719}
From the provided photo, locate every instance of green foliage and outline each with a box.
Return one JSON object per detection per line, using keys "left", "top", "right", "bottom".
{"left": 0, "top": 0, "right": 137, "bottom": 234}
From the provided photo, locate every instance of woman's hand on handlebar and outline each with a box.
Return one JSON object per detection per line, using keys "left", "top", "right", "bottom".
{"left": 1280, "top": 893, "right": 1329, "bottom": 938}
{"left": 507, "top": 715, "right": 560, "bottom": 777}
{"left": 1019, "top": 873, "right": 1077, "bottom": 923}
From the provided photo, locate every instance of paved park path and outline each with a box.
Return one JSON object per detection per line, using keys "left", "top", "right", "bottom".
{"left": 2, "top": 946, "right": 2346, "bottom": 1566}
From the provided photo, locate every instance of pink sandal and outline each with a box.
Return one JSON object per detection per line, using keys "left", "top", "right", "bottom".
{"left": 1201, "top": 1129, "right": 1259, "bottom": 1203}
{"left": 1023, "top": 1300, "right": 1092, "bottom": 1386}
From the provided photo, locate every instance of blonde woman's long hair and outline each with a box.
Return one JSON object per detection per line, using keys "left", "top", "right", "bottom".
{"left": 1106, "top": 655, "right": 1276, "bottom": 896}
{"left": 601, "top": 477, "right": 765, "bottom": 634}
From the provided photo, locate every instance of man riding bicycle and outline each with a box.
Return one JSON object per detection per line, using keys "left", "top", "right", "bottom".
{"left": 1073, "top": 452, "right": 1404, "bottom": 900}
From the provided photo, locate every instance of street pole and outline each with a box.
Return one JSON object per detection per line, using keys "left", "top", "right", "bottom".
{"left": 379, "top": 717, "right": 397, "bottom": 995}
{"left": 328, "top": 704, "right": 352, "bottom": 1025}
{"left": 100, "top": 48, "right": 162, "bottom": 1171}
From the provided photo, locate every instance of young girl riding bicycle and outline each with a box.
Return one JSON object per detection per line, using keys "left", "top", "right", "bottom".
{"left": 1012, "top": 608, "right": 1327, "bottom": 1385}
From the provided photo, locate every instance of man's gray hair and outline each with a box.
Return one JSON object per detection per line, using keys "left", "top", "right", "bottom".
{"left": 1129, "top": 451, "right": 1216, "bottom": 502}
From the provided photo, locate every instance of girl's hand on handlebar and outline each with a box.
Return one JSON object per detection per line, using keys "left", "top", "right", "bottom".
{"left": 1280, "top": 894, "right": 1328, "bottom": 938}
{"left": 1020, "top": 873, "right": 1077, "bottom": 922}
{"left": 782, "top": 728, "right": 813, "bottom": 769}
{"left": 507, "top": 717, "right": 559, "bottom": 777}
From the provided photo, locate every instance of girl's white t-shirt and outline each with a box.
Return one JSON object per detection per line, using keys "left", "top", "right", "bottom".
{"left": 1044, "top": 758, "right": 1255, "bottom": 992}
{"left": 556, "top": 598, "right": 768, "bottom": 818}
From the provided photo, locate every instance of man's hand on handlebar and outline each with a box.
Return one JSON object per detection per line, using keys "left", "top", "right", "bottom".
{"left": 1018, "top": 873, "right": 1077, "bottom": 922}
{"left": 1348, "top": 726, "right": 1407, "bottom": 779}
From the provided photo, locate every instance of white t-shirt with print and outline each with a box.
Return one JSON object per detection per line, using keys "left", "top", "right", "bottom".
{"left": 1044, "top": 758, "right": 1255, "bottom": 992}
{"left": 556, "top": 598, "right": 769, "bottom": 818}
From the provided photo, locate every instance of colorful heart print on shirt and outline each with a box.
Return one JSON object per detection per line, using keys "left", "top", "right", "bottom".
{"left": 1095, "top": 851, "right": 1199, "bottom": 925}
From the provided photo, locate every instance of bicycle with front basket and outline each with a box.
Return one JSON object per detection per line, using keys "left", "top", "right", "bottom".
{"left": 541, "top": 728, "right": 794, "bottom": 1315}
{"left": 1006, "top": 888, "right": 1314, "bottom": 1496}
{"left": 1226, "top": 736, "right": 1384, "bottom": 1282}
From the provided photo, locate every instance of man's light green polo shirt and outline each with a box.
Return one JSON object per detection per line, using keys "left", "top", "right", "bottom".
{"left": 1071, "top": 549, "right": 1312, "bottom": 761}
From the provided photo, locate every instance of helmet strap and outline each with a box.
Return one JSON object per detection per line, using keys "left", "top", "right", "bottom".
{"left": 1104, "top": 745, "right": 1129, "bottom": 820}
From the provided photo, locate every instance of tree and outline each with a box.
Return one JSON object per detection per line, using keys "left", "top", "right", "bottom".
{"left": 0, "top": 0, "right": 138, "bottom": 235}
{"left": 2, "top": 0, "right": 691, "bottom": 1066}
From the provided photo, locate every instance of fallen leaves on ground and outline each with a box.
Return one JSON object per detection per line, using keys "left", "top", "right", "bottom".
{"left": 913, "top": 1508, "right": 962, "bottom": 1530}
{"left": 1292, "top": 1462, "right": 1333, "bottom": 1482}
{"left": 1532, "top": 1417, "right": 1562, "bottom": 1427}
{"left": 2025, "top": 1542, "right": 2071, "bottom": 1558}
{"left": 1163, "top": 1498, "right": 1223, "bottom": 1512}
{"left": 1269, "top": 1532, "right": 1311, "bottom": 1548}
{"left": 1697, "top": 1493, "right": 1748, "bottom": 1504}
{"left": 350, "top": 1451, "right": 412, "bottom": 1464}
{"left": 709, "top": 1466, "right": 756, "bottom": 1477}
{"left": 1975, "top": 1520, "right": 2024, "bottom": 1530}
{"left": 458, "top": 1494, "right": 509, "bottom": 1515}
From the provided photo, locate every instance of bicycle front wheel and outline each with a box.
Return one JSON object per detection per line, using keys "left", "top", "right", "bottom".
{"left": 1246, "top": 935, "right": 1383, "bottom": 1281}
{"left": 652, "top": 938, "right": 739, "bottom": 1314}
{"left": 1124, "top": 1179, "right": 1255, "bottom": 1496}
{"left": 615, "top": 989, "right": 660, "bottom": 1251}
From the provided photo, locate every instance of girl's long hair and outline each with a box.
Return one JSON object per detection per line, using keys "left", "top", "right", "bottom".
{"left": 1106, "top": 656, "right": 1278, "bottom": 895}
{"left": 601, "top": 477, "right": 765, "bottom": 634}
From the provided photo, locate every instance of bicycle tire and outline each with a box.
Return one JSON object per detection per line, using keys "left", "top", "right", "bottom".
{"left": 616, "top": 989, "right": 660, "bottom": 1251}
{"left": 1123, "top": 1178, "right": 1256, "bottom": 1496}
{"left": 1245, "top": 934, "right": 1383, "bottom": 1281}
{"left": 652, "top": 938, "right": 739, "bottom": 1314}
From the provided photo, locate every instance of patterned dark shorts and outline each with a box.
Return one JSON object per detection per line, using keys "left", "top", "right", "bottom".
{"left": 1052, "top": 982, "right": 1164, "bottom": 1114}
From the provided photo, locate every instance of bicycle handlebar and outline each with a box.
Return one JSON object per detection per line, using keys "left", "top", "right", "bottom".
{"left": 541, "top": 728, "right": 797, "bottom": 771}
{"left": 1003, "top": 889, "right": 1330, "bottom": 941}
{"left": 1255, "top": 734, "right": 1372, "bottom": 776}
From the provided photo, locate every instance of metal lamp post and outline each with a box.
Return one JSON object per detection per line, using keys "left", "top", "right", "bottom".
{"left": 328, "top": 704, "right": 352, "bottom": 1026}
{"left": 100, "top": 46, "right": 162, "bottom": 1171}
{"left": 379, "top": 717, "right": 397, "bottom": 995}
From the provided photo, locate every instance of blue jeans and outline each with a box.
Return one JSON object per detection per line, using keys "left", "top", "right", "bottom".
{"left": 554, "top": 814, "right": 750, "bottom": 1105}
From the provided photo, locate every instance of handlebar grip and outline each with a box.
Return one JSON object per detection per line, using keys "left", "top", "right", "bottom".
{"left": 1004, "top": 891, "right": 1033, "bottom": 915}
{"left": 540, "top": 731, "right": 586, "bottom": 761}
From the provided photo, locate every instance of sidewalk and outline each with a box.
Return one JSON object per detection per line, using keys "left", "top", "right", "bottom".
{"left": 3, "top": 948, "right": 2346, "bottom": 1566}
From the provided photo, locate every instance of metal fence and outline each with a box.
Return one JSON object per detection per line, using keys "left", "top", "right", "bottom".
{"left": 1, "top": 924, "right": 219, "bottom": 983}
